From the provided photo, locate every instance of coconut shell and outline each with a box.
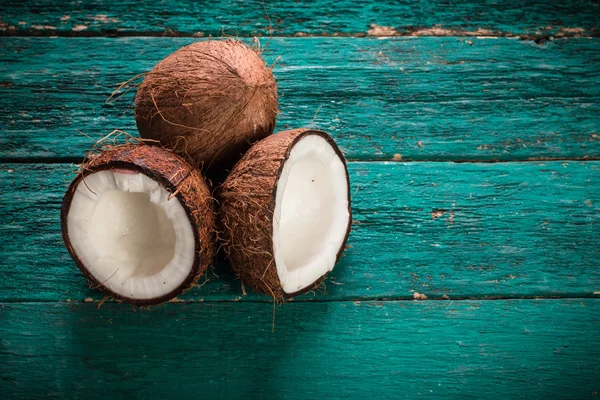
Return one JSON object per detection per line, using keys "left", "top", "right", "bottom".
{"left": 219, "top": 128, "right": 352, "bottom": 300}
{"left": 135, "top": 39, "right": 278, "bottom": 181}
{"left": 61, "top": 144, "right": 216, "bottom": 306}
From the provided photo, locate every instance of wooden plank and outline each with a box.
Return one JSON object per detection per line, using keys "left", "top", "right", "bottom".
{"left": 0, "top": 0, "right": 597, "bottom": 37}
{"left": 1, "top": 37, "right": 599, "bottom": 162}
{"left": 1, "top": 300, "right": 599, "bottom": 399}
{"left": 1, "top": 161, "right": 598, "bottom": 302}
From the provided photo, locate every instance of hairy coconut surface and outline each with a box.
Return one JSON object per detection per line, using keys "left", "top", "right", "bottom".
{"left": 219, "top": 128, "right": 351, "bottom": 299}
{"left": 135, "top": 39, "right": 278, "bottom": 180}
{"left": 61, "top": 144, "right": 216, "bottom": 306}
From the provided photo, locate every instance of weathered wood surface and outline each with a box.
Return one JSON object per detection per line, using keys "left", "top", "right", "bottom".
{"left": 0, "top": 0, "right": 598, "bottom": 37}
{"left": 1, "top": 37, "right": 599, "bottom": 162}
{"left": 1, "top": 300, "right": 599, "bottom": 399}
{"left": 1, "top": 1, "right": 600, "bottom": 394}
{"left": 1, "top": 161, "right": 598, "bottom": 302}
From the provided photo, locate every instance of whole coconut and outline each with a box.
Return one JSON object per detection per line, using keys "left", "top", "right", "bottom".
{"left": 135, "top": 39, "right": 278, "bottom": 180}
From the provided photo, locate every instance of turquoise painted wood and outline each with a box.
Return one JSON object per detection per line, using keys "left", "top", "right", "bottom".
{"left": 2, "top": 1, "right": 600, "bottom": 396}
{"left": 0, "top": 0, "right": 598, "bottom": 37}
{"left": 1, "top": 162, "right": 598, "bottom": 302}
{"left": 1, "top": 300, "right": 599, "bottom": 399}
{"left": 1, "top": 37, "right": 599, "bottom": 162}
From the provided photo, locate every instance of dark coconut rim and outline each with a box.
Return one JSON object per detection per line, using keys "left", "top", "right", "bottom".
{"left": 61, "top": 161, "right": 204, "bottom": 306}
{"left": 268, "top": 129, "right": 353, "bottom": 299}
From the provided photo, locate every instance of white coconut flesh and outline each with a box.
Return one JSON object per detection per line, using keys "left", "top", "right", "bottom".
{"left": 273, "top": 134, "right": 350, "bottom": 293}
{"left": 66, "top": 170, "right": 195, "bottom": 300}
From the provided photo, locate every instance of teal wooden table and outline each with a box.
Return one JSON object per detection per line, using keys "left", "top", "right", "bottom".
{"left": 1, "top": 1, "right": 599, "bottom": 398}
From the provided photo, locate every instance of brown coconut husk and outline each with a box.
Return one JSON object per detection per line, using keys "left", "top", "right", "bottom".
{"left": 135, "top": 39, "right": 279, "bottom": 181}
{"left": 219, "top": 128, "right": 352, "bottom": 300}
{"left": 61, "top": 144, "right": 216, "bottom": 306}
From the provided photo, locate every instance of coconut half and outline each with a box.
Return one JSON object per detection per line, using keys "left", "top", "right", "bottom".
{"left": 219, "top": 128, "right": 351, "bottom": 299}
{"left": 135, "top": 39, "right": 278, "bottom": 180}
{"left": 61, "top": 145, "right": 215, "bottom": 305}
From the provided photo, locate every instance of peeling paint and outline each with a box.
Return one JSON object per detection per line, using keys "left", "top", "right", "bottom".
{"left": 447, "top": 211, "right": 455, "bottom": 224}
{"left": 93, "top": 14, "right": 119, "bottom": 24}
{"left": 413, "top": 292, "right": 428, "bottom": 300}
{"left": 32, "top": 25, "right": 56, "bottom": 30}
{"left": 0, "top": 20, "right": 13, "bottom": 31}
{"left": 168, "top": 297, "right": 184, "bottom": 303}
{"left": 432, "top": 209, "right": 447, "bottom": 220}
{"left": 554, "top": 27, "right": 586, "bottom": 37}
{"left": 410, "top": 27, "right": 496, "bottom": 37}
{"left": 367, "top": 24, "right": 398, "bottom": 36}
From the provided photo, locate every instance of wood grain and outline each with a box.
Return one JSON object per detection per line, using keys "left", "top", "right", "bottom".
{"left": 1, "top": 161, "right": 598, "bottom": 302}
{"left": 1, "top": 2, "right": 599, "bottom": 393}
{"left": 0, "top": 0, "right": 597, "bottom": 37}
{"left": 1, "top": 300, "right": 599, "bottom": 399}
{"left": 1, "top": 37, "right": 599, "bottom": 162}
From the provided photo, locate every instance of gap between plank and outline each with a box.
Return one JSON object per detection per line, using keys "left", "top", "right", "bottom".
{"left": 1, "top": 156, "right": 599, "bottom": 165}
{"left": 0, "top": 31, "right": 597, "bottom": 41}
{"left": 2, "top": 294, "right": 600, "bottom": 304}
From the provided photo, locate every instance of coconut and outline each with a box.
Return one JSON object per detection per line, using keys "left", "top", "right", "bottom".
{"left": 135, "top": 39, "right": 278, "bottom": 180}
{"left": 219, "top": 128, "right": 352, "bottom": 299}
{"left": 61, "top": 144, "right": 216, "bottom": 306}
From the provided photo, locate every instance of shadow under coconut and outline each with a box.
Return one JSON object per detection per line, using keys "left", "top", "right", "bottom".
{"left": 199, "top": 253, "right": 265, "bottom": 300}
{"left": 70, "top": 250, "right": 353, "bottom": 303}
{"left": 57, "top": 300, "right": 330, "bottom": 398}
{"left": 200, "top": 252, "right": 355, "bottom": 302}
